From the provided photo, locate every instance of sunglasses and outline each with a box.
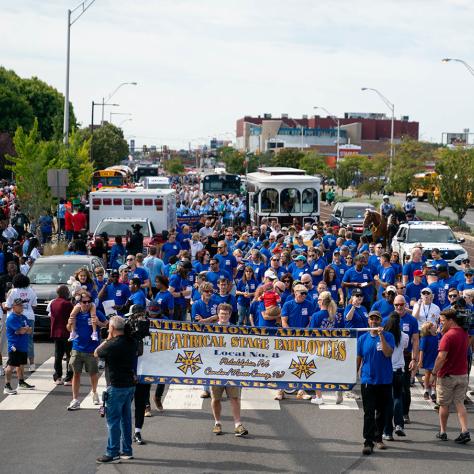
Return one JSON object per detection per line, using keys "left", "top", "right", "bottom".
{"left": 298, "top": 291, "right": 308, "bottom": 295}
{"left": 421, "top": 292, "right": 431, "bottom": 295}
{"left": 394, "top": 303, "right": 405, "bottom": 307}
{"left": 397, "top": 286, "right": 405, "bottom": 289}
{"left": 81, "top": 300, "right": 92, "bottom": 304}
{"left": 354, "top": 294, "right": 363, "bottom": 298}
{"left": 126, "top": 258, "right": 134, "bottom": 261}
{"left": 448, "top": 294, "right": 458, "bottom": 298}
{"left": 283, "top": 279, "right": 290, "bottom": 283}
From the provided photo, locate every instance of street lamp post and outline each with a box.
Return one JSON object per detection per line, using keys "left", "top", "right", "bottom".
{"left": 63, "top": 0, "right": 97, "bottom": 145}
{"left": 119, "top": 118, "right": 133, "bottom": 127}
{"left": 442, "top": 58, "right": 474, "bottom": 78}
{"left": 90, "top": 101, "right": 119, "bottom": 162}
{"left": 109, "top": 112, "right": 132, "bottom": 123}
{"left": 313, "top": 106, "right": 340, "bottom": 166}
{"left": 101, "top": 82, "right": 137, "bottom": 123}
{"left": 361, "top": 87, "right": 395, "bottom": 173}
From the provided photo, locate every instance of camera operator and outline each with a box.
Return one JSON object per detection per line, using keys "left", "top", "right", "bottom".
{"left": 433, "top": 307, "right": 471, "bottom": 444}
{"left": 95, "top": 315, "right": 138, "bottom": 464}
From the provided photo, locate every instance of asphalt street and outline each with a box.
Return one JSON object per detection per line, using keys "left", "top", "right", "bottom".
{"left": 0, "top": 341, "right": 472, "bottom": 474}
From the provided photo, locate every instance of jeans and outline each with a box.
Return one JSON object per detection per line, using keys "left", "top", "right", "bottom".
{"left": 105, "top": 386, "right": 135, "bottom": 457}
{"left": 53, "top": 338, "right": 73, "bottom": 381}
{"left": 134, "top": 383, "right": 151, "bottom": 430}
{"left": 361, "top": 383, "right": 392, "bottom": 446}
{"left": 27, "top": 319, "right": 35, "bottom": 360}
{"left": 402, "top": 353, "right": 412, "bottom": 416}
{"left": 155, "top": 384, "right": 165, "bottom": 398}
{"left": 384, "top": 369, "right": 404, "bottom": 435}
{"left": 173, "top": 305, "right": 186, "bottom": 322}
{"left": 237, "top": 304, "right": 250, "bottom": 326}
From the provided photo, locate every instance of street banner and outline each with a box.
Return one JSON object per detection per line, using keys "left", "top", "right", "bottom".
{"left": 177, "top": 215, "right": 201, "bottom": 231}
{"left": 137, "top": 320, "right": 358, "bottom": 391}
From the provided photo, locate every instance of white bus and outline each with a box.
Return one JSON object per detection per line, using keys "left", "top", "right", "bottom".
{"left": 142, "top": 176, "right": 170, "bottom": 189}
{"left": 246, "top": 167, "right": 321, "bottom": 226}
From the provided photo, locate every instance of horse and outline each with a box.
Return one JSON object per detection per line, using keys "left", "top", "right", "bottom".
{"left": 363, "top": 209, "right": 389, "bottom": 248}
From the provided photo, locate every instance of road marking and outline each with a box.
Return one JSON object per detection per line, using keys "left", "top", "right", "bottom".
{"left": 240, "top": 388, "right": 280, "bottom": 410}
{"left": 0, "top": 357, "right": 56, "bottom": 411}
{"left": 162, "top": 384, "right": 204, "bottom": 410}
{"left": 318, "top": 393, "right": 359, "bottom": 410}
{"left": 81, "top": 374, "right": 107, "bottom": 409}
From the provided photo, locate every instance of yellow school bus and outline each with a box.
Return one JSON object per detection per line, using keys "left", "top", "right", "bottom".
{"left": 91, "top": 166, "right": 133, "bottom": 192}
{"left": 411, "top": 172, "right": 438, "bottom": 201}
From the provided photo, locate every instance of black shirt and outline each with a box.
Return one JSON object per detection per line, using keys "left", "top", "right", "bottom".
{"left": 96, "top": 335, "right": 137, "bottom": 387}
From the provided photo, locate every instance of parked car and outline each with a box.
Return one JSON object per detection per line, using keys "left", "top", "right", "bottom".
{"left": 330, "top": 202, "right": 375, "bottom": 240}
{"left": 28, "top": 255, "right": 105, "bottom": 334}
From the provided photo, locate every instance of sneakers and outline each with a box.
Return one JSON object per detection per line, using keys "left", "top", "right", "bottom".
{"left": 362, "top": 444, "right": 373, "bottom": 455}
{"left": 403, "top": 415, "right": 411, "bottom": 424}
{"left": 119, "top": 453, "right": 134, "bottom": 460}
{"left": 436, "top": 431, "right": 448, "bottom": 441}
{"left": 68, "top": 331, "right": 78, "bottom": 342}
{"left": 63, "top": 379, "right": 72, "bottom": 386}
{"left": 234, "top": 424, "right": 248, "bottom": 437}
{"left": 92, "top": 392, "right": 100, "bottom": 405}
{"left": 297, "top": 390, "right": 312, "bottom": 400}
{"left": 28, "top": 364, "right": 36, "bottom": 373}
{"left": 431, "top": 393, "right": 436, "bottom": 403}
{"left": 19, "top": 381, "right": 35, "bottom": 390}
{"left": 454, "top": 432, "right": 471, "bottom": 444}
{"left": 96, "top": 455, "right": 120, "bottom": 464}
{"left": 310, "top": 396, "right": 324, "bottom": 405}
{"left": 144, "top": 405, "right": 152, "bottom": 417}
{"left": 67, "top": 399, "right": 81, "bottom": 411}
{"left": 98, "top": 360, "right": 105, "bottom": 370}
{"left": 335, "top": 391, "right": 343, "bottom": 405}
{"left": 200, "top": 390, "right": 210, "bottom": 399}
{"left": 133, "top": 432, "right": 146, "bottom": 445}
{"left": 375, "top": 441, "right": 387, "bottom": 450}
{"left": 274, "top": 390, "right": 285, "bottom": 400}
{"left": 346, "top": 391, "right": 360, "bottom": 400}
{"left": 213, "top": 423, "right": 223, "bottom": 435}
{"left": 394, "top": 425, "right": 406, "bottom": 437}
{"left": 91, "top": 331, "right": 99, "bottom": 341}
{"left": 3, "top": 384, "right": 17, "bottom": 395}
{"left": 55, "top": 378, "right": 64, "bottom": 385}
{"left": 154, "top": 396, "right": 163, "bottom": 412}
{"left": 382, "top": 434, "right": 394, "bottom": 441}
{"left": 423, "top": 391, "right": 430, "bottom": 400}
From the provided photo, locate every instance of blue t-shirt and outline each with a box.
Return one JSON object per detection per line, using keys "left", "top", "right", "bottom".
{"left": 128, "top": 290, "right": 147, "bottom": 307}
{"left": 161, "top": 241, "right": 182, "bottom": 264}
{"left": 457, "top": 281, "right": 474, "bottom": 292}
{"left": 420, "top": 334, "right": 438, "bottom": 370}
{"left": 6, "top": 313, "right": 30, "bottom": 352}
{"left": 143, "top": 256, "right": 164, "bottom": 287}
{"left": 331, "top": 262, "right": 348, "bottom": 282}
{"left": 72, "top": 310, "right": 107, "bottom": 353}
{"left": 377, "top": 266, "right": 396, "bottom": 299}
{"left": 429, "top": 281, "right": 446, "bottom": 309}
{"left": 342, "top": 267, "right": 373, "bottom": 302}
{"left": 110, "top": 244, "right": 126, "bottom": 269}
{"left": 236, "top": 279, "right": 258, "bottom": 307}
{"left": 251, "top": 300, "right": 278, "bottom": 328}
{"left": 215, "top": 253, "right": 237, "bottom": 275}
{"left": 192, "top": 296, "right": 219, "bottom": 321}
{"left": 308, "top": 309, "right": 343, "bottom": 329}
{"left": 291, "top": 264, "right": 312, "bottom": 282}
{"left": 309, "top": 257, "right": 327, "bottom": 287}
{"left": 103, "top": 283, "right": 131, "bottom": 314}
{"left": 281, "top": 299, "right": 313, "bottom": 328}
{"left": 169, "top": 274, "right": 189, "bottom": 306}
{"left": 370, "top": 299, "right": 395, "bottom": 319}
{"left": 130, "top": 267, "right": 149, "bottom": 285}
{"left": 383, "top": 312, "right": 419, "bottom": 353}
{"left": 402, "top": 261, "right": 423, "bottom": 282}
{"left": 206, "top": 270, "right": 232, "bottom": 290}
{"left": 406, "top": 281, "right": 423, "bottom": 303}
{"left": 214, "top": 293, "right": 237, "bottom": 314}
{"left": 344, "top": 304, "right": 368, "bottom": 329}
{"left": 249, "top": 262, "right": 266, "bottom": 282}
{"left": 150, "top": 290, "right": 174, "bottom": 318}
{"left": 357, "top": 331, "right": 395, "bottom": 384}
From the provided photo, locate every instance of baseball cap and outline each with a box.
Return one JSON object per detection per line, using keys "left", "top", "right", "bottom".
{"left": 465, "top": 269, "right": 474, "bottom": 275}
{"left": 352, "top": 289, "right": 363, "bottom": 296}
{"left": 293, "top": 284, "right": 307, "bottom": 293}
{"left": 125, "top": 304, "right": 146, "bottom": 318}
{"left": 421, "top": 287, "right": 433, "bottom": 294}
{"left": 264, "top": 270, "right": 277, "bottom": 280}
{"left": 294, "top": 255, "right": 307, "bottom": 262}
{"left": 413, "top": 269, "right": 423, "bottom": 277}
{"left": 427, "top": 269, "right": 438, "bottom": 276}
{"left": 110, "top": 270, "right": 119, "bottom": 276}
{"left": 119, "top": 264, "right": 129, "bottom": 272}
{"left": 385, "top": 285, "right": 397, "bottom": 294}
{"left": 12, "top": 298, "right": 23, "bottom": 306}
{"left": 368, "top": 310, "right": 382, "bottom": 320}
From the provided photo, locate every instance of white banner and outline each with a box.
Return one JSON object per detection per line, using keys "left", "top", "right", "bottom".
{"left": 137, "top": 320, "right": 358, "bottom": 391}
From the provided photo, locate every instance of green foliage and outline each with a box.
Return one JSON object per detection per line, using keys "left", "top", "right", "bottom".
{"left": 390, "top": 139, "right": 432, "bottom": 194}
{"left": 271, "top": 148, "right": 304, "bottom": 169}
{"left": 357, "top": 153, "right": 389, "bottom": 198}
{"left": 435, "top": 147, "right": 474, "bottom": 223}
{"left": 77, "top": 123, "right": 129, "bottom": 170}
{"left": 0, "top": 66, "right": 76, "bottom": 139}
{"left": 298, "top": 151, "right": 329, "bottom": 176}
{"left": 164, "top": 158, "right": 185, "bottom": 175}
{"left": 218, "top": 147, "right": 246, "bottom": 174}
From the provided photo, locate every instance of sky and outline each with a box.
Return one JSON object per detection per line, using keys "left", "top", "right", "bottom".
{"left": 1, "top": 0, "right": 474, "bottom": 149}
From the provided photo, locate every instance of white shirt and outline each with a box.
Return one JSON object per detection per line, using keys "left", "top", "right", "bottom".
{"left": 6, "top": 287, "right": 38, "bottom": 321}
{"left": 299, "top": 229, "right": 315, "bottom": 241}
{"left": 413, "top": 301, "right": 440, "bottom": 329}
{"left": 392, "top": 332, "right": 409, "bottom": 370}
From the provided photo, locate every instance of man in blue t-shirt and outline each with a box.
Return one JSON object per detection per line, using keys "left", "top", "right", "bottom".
{"left": 98, "top": 270, "right": 131, "bottom": 316}
{"left": 206, "top": 257, "right": 232, "bottom": 290}
{"left": 143, "top": 247, "right": 164, "bottom": 294}
{"left": 405, "top": 270, "right": 424, "bottom": 307}
{"left": 4, "top": 299, "right": 34, "bottom": 394}
{"left": 370, "top": 286, "right": 396, "bottom": 319}
{"left": 66, "top": 293, "right": 108, "bottom": 411}
{"left": 160, "top": 233, "right": 182, "bottom": 264}
{"left": 402, "top": 247, "right": 424, "bottom": 284}
{"left": 342, "top": 256, "right": 374, "bottom": 309}
{"left": 126, "top": 255, "right": 150, "bottom": 296}
{"left": 215, "top": 241, "right": 238, "bottom": 278}
{"left": 357, "top": 310, "right": 394, "bottom": 454}
{"left": 281, "top": 284, "right": 314, "bottom": 328}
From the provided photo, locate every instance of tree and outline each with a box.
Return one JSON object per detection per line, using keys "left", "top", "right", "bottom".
{"left": 390, "top": 139, "right": 434, "bottom": 194}
{"left": 6, "top": 120, "right": 53, "bottom": 219}
{"left": 299, "top": 151, "right": 330, "bottom": 177}
{"left": 357, "top": 153, "right": 389, "bottom": 198}
{"left": 77, "top": 122, "right": 129, "bottom": 169}
{"left": 271, "top": 148, "right": 303, "bottom": 169}
{"left": 218, "top": 147, "right": 246, "bottom": 174}
{"left": 427, "top": 187, "right": 447, "bottom": 218}
{"left": 435, "top": 147, "right": 474, "bottom": 223}
{"left": 333, "top": 160, "right": 357, "bottom": 195}
{"left": 164, "top": 158, "right": 185, "bottom": 175}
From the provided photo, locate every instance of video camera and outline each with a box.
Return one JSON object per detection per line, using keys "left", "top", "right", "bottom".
{"left": 452, "top": 298, "right": 474, "bottom": 332}
{"left": 124, "top": 304, "right": 150, "bottom": 356}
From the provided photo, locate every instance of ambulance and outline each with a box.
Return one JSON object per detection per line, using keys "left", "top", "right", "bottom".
{"left": 89, "top": 188, "right": 176, "bottom": 236}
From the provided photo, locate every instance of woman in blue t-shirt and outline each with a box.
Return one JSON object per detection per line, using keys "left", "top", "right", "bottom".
{"left": 344, "top": 291, "right": 368, "bottom": 329}
{"left": 323, "top": 266, "right": 344, "bottom": 307}
{"left": 149, "top": 276, "right": 174, "bottom": 319}
{"left": 192, "top": 250, "right": 210, "bottom": 274}
{"left": 235, "top": 266, "right": 257, "bottom": 325}
{"left": 109, "top": 236, "right": 126, "bottom": 270}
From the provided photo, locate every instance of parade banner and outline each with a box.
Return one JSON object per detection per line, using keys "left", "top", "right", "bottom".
{"left": 177, "top": 215, "right": 201, "bottom": 231}
{"left": 137, "top": 321, "right": 358, "bottom": 391}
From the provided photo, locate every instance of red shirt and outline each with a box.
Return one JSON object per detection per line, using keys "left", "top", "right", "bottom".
{"left": 262, "top": 290, "right": 280, "bottom": 308}
{"left": 65, "top": 210, "right": 74, "bottom": 231}
{"left": 438, "top": 327, "right": 469, "bottom": 377}
{"left": 50, "top": 297, "right": 74, "bottom": 339}
{"left": 72, "top": 212, "right": 87, "bottom": 232}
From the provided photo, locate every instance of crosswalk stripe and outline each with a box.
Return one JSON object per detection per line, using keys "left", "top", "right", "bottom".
{"left": 318, "top": 393, "right": 359, "bottom": 410}
{"left": 81, "top": 374, "right": 107, "bottom": 409}
{"left": 0, "top": 357, "right": 56, "bottom": 411}
{"left": 162, "top": 384, "right": 204, "bottom": 410}
{"left": 241, "top": 388, "right": 280, "bottom": 410}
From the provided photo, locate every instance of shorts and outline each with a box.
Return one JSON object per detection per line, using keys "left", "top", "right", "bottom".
{"left": 69, "top": 350, "right": 99, "bottom": 375}
{"left": 7, "top": 351, "right": 28, "bottom": 367}
{"left": 436, "top": 374, "right": 468, "bottom": 406}
{"left": 211, "top": 386, "right": 241, "bottom": 400}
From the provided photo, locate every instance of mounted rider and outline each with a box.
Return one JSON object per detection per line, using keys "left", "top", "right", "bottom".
{"left": 379, "top": 195, "right": 395, "bottom": 219}
{"left": 403, "top": 193, "right": 416, "bottom": 216}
